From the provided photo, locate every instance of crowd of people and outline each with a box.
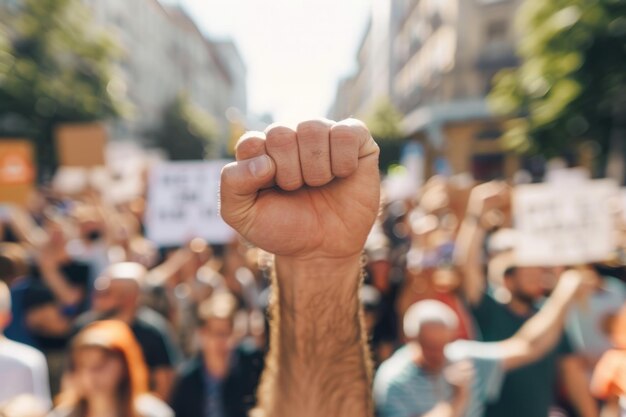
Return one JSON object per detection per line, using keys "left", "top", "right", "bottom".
{"left": 0, "top": 119, "right": 625, "bottom": 417}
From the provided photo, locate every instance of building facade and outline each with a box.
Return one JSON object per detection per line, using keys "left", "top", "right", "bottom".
{"left": 330, "top": 0, "right": 523, "bottom": 180}
{"left": 83, "top": 0, "right": 247, "bottom": 148}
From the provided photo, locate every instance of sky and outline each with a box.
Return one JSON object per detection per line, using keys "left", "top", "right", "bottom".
{"left": 162, "top": 0, "right": 371, "bottom": 124}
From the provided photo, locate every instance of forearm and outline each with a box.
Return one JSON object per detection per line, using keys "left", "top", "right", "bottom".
{"left": 9, "top": 208, "right": 47, "bottom": 248}
{"left": 454, "top": 215, "right": 486, "bottom": 304}
{"left": 256, "top": 255, "right": 372, "bottom": 417}
{"left": 503, "top": 274, "right": 579, "bottom": 369}
{"left": 561, "top": 356, "right": 599, "bottom": 417}
{"left": 39, "top": 264, "right": 84, "bottom": 306}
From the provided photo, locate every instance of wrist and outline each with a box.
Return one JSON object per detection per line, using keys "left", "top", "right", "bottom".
{"left": 274, "top": 254, "right": 362, "bottom": 307}
{"left": 452, "top": 388, "right": 471, "bottom": 410}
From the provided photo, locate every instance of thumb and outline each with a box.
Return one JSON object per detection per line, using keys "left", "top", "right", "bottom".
{"left": 219, "top": 154, "right": 276, "bottom": 230}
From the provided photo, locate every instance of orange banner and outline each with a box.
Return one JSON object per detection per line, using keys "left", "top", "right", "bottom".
{"left": 0, "top": 139, "right": 35, "bottom": 205}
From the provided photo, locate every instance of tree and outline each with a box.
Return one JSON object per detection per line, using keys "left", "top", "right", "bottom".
{"left": 364, "top": 98, "right": 406, "bottom": 172}
{"left": 150, "top": 94, "right": 218, "bottom": 161}
{"left": 0, "top": 0, "right": 124, "bottom": 180}
{"left": 488, "top": 0, "right": 626, "bottom": 178}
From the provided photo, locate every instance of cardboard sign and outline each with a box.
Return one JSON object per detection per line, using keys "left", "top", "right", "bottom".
{"left": 145, "top": 161, "right": 234, "bottom": 246}
{"left": 56, "top": 123, "right": 106, "bottom": 167}
{"left": 0, "top": 140, "right": 35, "bottom": 205}
{"left": 514, "top": 179, "right": 618, "bottom": 266}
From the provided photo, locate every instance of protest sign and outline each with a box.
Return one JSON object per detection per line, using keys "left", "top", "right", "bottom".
{"left": 0, "top": 140, "right": 35, "bottom": 205}
{"left": 514, "top": 179, "right": 618, "bottom": 266}
{"left": 56, "top": 123, "right": 107, "bottom": 167}
{"left": 145, "top": 161, "right": 234, "bottom": 246}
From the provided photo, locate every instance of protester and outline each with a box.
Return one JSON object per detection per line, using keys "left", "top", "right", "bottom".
{"left": 74, "top": 263, "right": 180, "bottom": 401}
{"left": 49, "top": 320, "right": 172, "bottom": 417}
{"left": 170, "top": 292, "right": 264, "bottom": 417}
{"left": 591, "top": 305, "right": 626, "bottom": 417}
{"left": 0, "top": 116, "right": 623, "bottom": 417}
{"left": 0, "top": 281, "right": 51, "bottom": 409}
{"left": 455, "top": 181, "right": 600, "bottom": 417}
{"left": 374, "top": 268, "right": 590, "bottom": 417}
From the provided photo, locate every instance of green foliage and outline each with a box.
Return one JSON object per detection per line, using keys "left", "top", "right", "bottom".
{"left": 488, "top": 0, "right": 626, "bottom": 161}
{"left": 151, "top": 94, "right": 218, "bottom": 161}
{"left": 0, "top": 0, "right": 124, "bottom": 122}
{"left": 365, "top": 98, "right": 405, "bottom": 141}
{"left": 0, "top": 0, "right": 125, "bottom": 179}
{"left": 365, "top": 99, "right": 406, "bottom": 172}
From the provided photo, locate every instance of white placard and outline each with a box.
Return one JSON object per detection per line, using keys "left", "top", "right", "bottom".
{"left": 145, "top": 161, "right": 234, "bottom": 246}
{"left": 514, "top": 179, "right": 618, "bottom": 266}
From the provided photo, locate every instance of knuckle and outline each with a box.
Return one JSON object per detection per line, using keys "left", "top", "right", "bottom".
{"left": 330, "top": 124, "right": 361, "bottom": 144}
{"left": 339, "top": 118, "right": 371, "bottom": 136}
{"left": 297, "top": 119, "right": 330, "bottom": 139}
{"left": 235, "top": 136, "right": 265, "bottom": 157}
{"left": 265, "top": 125, "right": 296, "bottom": 149}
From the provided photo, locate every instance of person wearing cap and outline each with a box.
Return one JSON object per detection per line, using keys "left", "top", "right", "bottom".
{"left": 455, "top": 181, "right": 599, "bottom": 417}
{"left": 374, "top": 269, "right": 590, "bottom": 417}
{"left": 170, "top": 292, "right": 264, "bottom": 417}
{"left": 0, "top": 281, "right": 51, "bottom": 409}
{"left": 73, "top": 262, "right": 179, "bottom": 401}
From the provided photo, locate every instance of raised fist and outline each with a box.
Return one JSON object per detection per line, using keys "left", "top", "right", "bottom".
{"left": 220, "top": 118, "right": 380, "bottom": 261}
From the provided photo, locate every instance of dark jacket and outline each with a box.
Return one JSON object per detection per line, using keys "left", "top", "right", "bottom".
{"left": 170, "top": 343, "right": 264, "bottom": 417}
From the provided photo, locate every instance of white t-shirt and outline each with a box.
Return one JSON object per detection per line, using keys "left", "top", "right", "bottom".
{"left": 0, "top": 337, "right": 51, "bottom": 409}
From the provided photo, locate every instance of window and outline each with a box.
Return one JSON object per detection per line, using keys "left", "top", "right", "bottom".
{"left": 486, "top": 20, "right": 508, "bottom": 43}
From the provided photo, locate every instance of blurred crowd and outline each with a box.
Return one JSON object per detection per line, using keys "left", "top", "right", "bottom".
{"left": 1, "top": 168, "right": 626, "bottom": 417}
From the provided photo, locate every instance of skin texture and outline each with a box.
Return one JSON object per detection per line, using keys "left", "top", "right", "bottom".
{"left": 220, "top": 118, "right": 380, "bottom": 417}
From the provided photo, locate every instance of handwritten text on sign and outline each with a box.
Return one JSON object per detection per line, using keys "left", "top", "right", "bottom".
{"left": 145, "top": 161, "right": 234, "bottom": 246}
{"left": 514, "top": 180, "right": 618, "bottom": 266}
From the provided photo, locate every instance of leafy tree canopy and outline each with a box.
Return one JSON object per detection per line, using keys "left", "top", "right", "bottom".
{"left": 151, "top": 93, "right": 218, "bottom": 161}
{"left": 488, "top": 0, "right": 626, "bottom": 160}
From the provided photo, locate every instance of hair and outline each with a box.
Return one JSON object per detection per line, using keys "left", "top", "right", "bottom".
{"left": 0, "top": 243, "right": 29, "bottom": 284}
{"left": 59, "top": 321, "right": 149, "bottom": 417}
{"left": 197, "top": 291, "right": 239, "bottom": 327}
{"left": 403, "top": 300, "right": 459, "bottom": 339}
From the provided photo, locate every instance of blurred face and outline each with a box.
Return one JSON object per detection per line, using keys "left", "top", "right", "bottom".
{"left": 80, "top": 219, "right": 104, "bottom": 242}
{"left": 73, "top": 347, "right": 126, "bottom": 397}
{"left": 45, "top": 222, "right": 66, "bottom": 247}
{"left": 200, "top": 318, "right": 234, "bottom": 360}
{"left": 417, "top": 323, "right": 456, "bottom": 371}
{"left": 92, "top": 279, "right": 137, "bottom": 316}
{"left": 506, "top": 267, "right": 550, "bottom": 303}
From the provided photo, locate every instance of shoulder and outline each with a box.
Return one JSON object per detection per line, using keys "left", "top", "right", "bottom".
{"left": 0, "top": 339, "right": 47, "bottom": 370}
{"left": 235, "top": 340, "right": 264, "bottom": 362}
{"left": 135, "top": 308, "right": 170, "bottom": 332}
{"left": 135, "top": 394, "right": 174, "bottom": 417}
{"left": 374, "top": 347, "right": 417, "bottom": 394}
{"left": 176, "top": 356, "right": 204, "bottom": 380}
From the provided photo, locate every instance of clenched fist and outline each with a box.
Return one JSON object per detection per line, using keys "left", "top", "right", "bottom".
{"left": 219, "top": 118, "right": 380, "bottom": 261}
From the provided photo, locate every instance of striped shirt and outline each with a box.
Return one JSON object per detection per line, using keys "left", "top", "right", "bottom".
{"left": 374, "top": 341, "right": 504, "bottom": 417}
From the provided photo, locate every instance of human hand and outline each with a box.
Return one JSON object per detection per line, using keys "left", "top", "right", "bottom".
{"left": 220, "top": 118, "right": 380, "bottom": 262}
{"left": 467, "top": 181, "right": 510, "bottom": 216}
{"left": 444, "top": 360, "right": 475, "bottom": 399}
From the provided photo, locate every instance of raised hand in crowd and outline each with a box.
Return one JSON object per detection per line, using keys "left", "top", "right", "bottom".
{"left": 220, "top": 118, "right": 380, "bottom": 417}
